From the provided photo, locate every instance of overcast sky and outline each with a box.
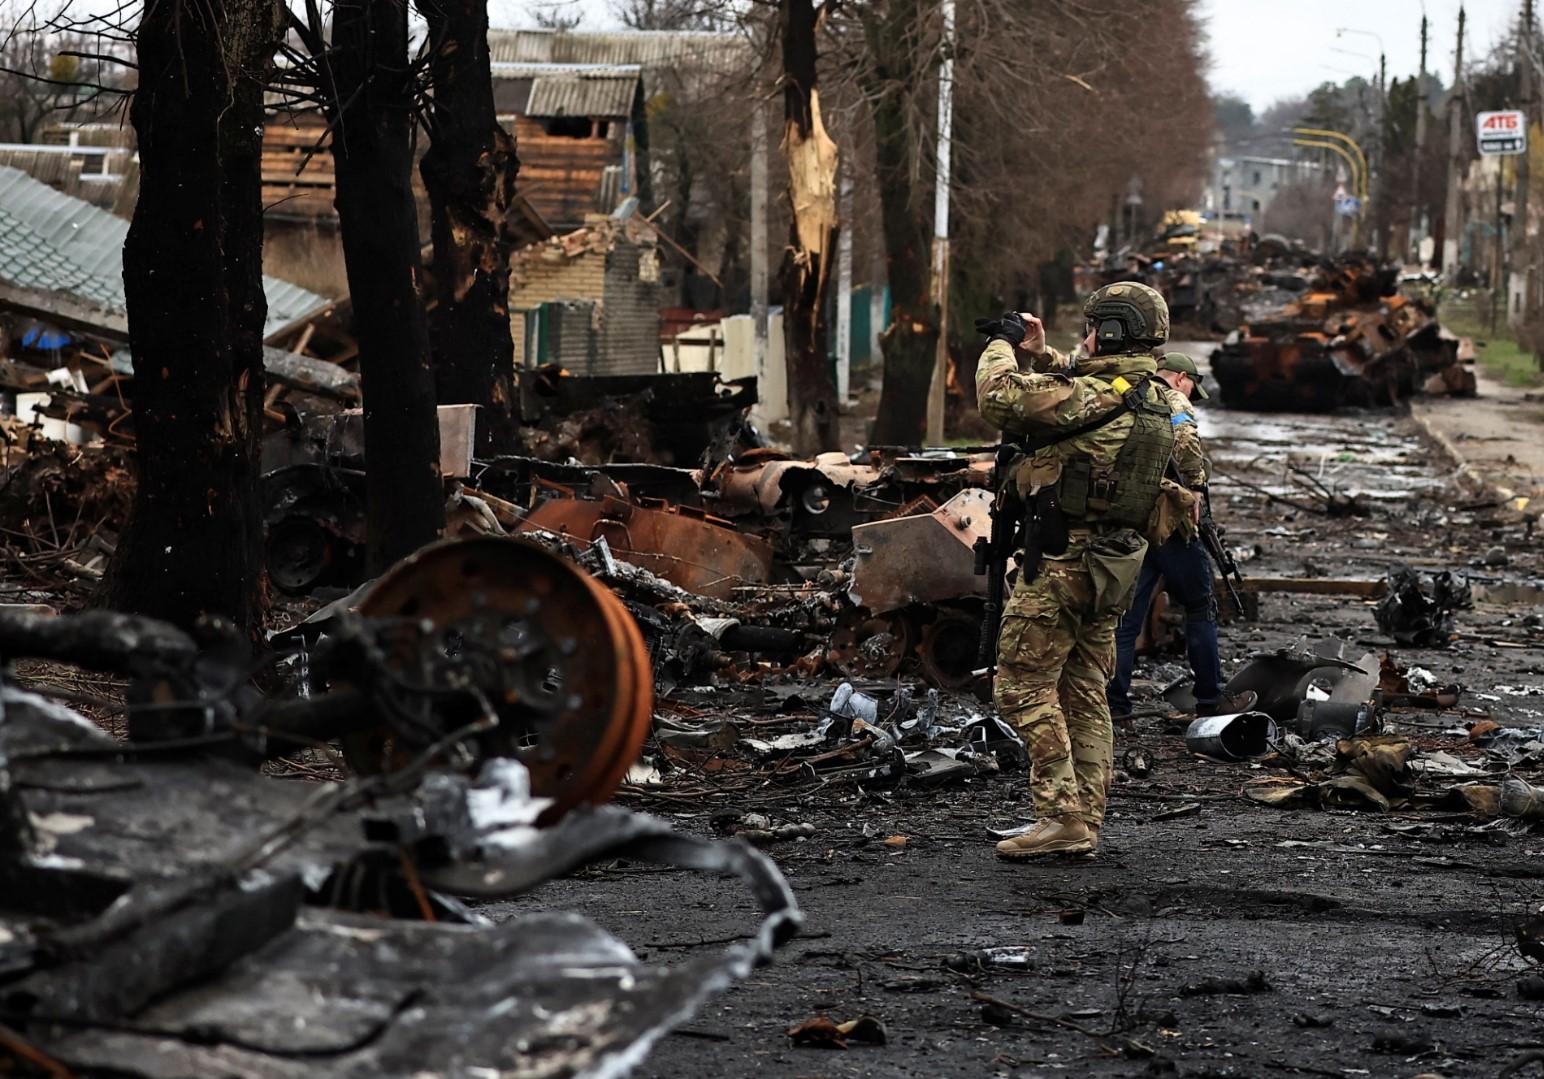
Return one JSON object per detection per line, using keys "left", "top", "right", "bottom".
{"left": 1200, "top": 0, "right": 1518, "bottom": 112}
{"left": 488, "top": 0, "right": 1522, "bottom": 118}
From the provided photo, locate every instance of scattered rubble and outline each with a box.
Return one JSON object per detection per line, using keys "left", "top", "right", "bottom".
{"left": 1209, "top": 255, "right": 1473, "bottom": 409}
{"left": 1375, "top": 564, "right": 1473, "bottom": 646}
{"left": 0, "top": 538, "right": 801, "bottom": 1075}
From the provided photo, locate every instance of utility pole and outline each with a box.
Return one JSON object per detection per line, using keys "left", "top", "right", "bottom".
{"left": 924, "top": 0, "right": 955, "bottom": 446}
{"left": 1494, "top": 160, "right": 1506, "bottom": 331}
{"left": 1415, "top": 17, "right": 1430, "bottom": 154}
{"left": 1376, "top": 49, "right": 1388, "bottom": 255}
{"left": 836, "top": 168, "right": 853, "bottom": 403}
{"left": 1511, "top": 0, "right": 1534, "bottom": 325}
{"left": 1413, "top": 15, "right": 1429, "bottom": 261}
{"left": 750, "top": 102, "right": 769, "bottom": 407}
{"left": 1442, "top": 6, "right": 1467, "bottom": 279}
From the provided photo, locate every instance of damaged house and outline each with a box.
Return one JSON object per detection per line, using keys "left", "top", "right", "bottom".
{"left": 0, "top": 164, "right": 332, "bottom": 442}
{"left": 509, "top": 204, "right": 664, "bottom": 375}
{"left": 491, "top": 60, "right": 647, "bottom": 231}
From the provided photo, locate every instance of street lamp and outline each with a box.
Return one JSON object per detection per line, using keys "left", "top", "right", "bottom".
{"left": 1336, "top": 26, "right": 1389, "bottom": 254}
{"left": 1335, "top": 26, "right": 1385, "bottom": 56}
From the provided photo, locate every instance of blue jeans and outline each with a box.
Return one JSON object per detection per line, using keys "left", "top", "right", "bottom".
{"left": 1107, "top": 536, "right": 1222, "bottom": 715}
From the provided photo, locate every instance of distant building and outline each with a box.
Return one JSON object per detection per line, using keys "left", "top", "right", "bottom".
{"left": 1203, "top": 153, "right": 1325, "bottom": 224}
{"left": 255, "top": 29, "right": 744, "bottom": 295}
{"left": 0, "top": 124, "right": 135, "bottom": 212}
{"left": 490, "top": 62, "right": 646, "bottom": 231}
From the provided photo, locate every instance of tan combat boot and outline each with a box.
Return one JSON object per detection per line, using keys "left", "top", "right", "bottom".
{"left": 994, "top": 815, "right": 1093, "bottom": 859}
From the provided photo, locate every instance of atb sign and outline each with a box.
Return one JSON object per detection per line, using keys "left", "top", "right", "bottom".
{"left": 1477, "top": 110, "right": 1527, "bottom": 156}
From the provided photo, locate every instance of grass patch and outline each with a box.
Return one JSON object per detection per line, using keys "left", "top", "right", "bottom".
{"left": 1439, "top": 293, "right": 1544, "bottom": 389}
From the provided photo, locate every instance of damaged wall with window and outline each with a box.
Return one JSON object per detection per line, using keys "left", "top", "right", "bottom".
{"left": 491, "top": 62, "right": 645, "bottom": 231}
{"left": 509, "top": 209, "right": 662, "bottom": 375}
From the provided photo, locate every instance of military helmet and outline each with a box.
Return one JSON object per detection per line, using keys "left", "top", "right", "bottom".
{"left": 1082, "top": 282, "right": 1170, "bottom": 348}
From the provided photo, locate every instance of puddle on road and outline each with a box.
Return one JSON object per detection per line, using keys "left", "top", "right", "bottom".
{"left": 1194, "top": 406, "right": 1450, "bottom": 501}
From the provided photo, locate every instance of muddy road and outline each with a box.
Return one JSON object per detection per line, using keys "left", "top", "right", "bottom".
{"left": 487, "top": 398, "right": 1544, "bottom": 1078}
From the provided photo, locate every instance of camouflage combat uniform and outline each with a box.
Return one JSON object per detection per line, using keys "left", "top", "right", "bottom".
{"left": 977, "top": 339, "right": 1176, "bottom": 833}
{"left": 1147, "top": 380, "right": 1208, "bottom": 545}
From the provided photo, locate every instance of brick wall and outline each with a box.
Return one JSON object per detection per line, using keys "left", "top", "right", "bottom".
{"left": 510, "top": 249, "right": 607, "bottom": 366}
{"left": 507, "top": 220, "right": 661, "bottom": 374}
{"left": 597, "top": 243, "right": 660, "bottom": 376}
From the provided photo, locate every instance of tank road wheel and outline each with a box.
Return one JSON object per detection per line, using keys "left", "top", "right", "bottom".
{"left": 341, "top": 537, "right": 653, "bottom": 821}
{"left": 829, "top": 613, "right": 916, "bottom": 680}
{"left": 918, "top": 607, "right": 984, "bottom": 690}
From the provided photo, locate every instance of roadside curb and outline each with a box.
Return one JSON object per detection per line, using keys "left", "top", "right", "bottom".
{"left": 1407, "top": 403, "right": 1507, "bottom": 502}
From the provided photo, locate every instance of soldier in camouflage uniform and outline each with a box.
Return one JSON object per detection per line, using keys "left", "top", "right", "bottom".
{"left": 1108, "top": 354, "right": 1257, "bottom": 720}
{"left": 977, "top": 283, "right": 1179, "bottom": 860}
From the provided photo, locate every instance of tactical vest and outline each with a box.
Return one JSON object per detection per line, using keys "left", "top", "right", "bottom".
{"left": 1056, "top": 376, "right": 1175, "bottom": 528}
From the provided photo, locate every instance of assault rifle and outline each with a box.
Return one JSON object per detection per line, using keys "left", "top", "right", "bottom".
{"left": 1199, "top": 489, "right": 1247, "bottom": 617}
{"left": 973, "top": 445, "right": 1025, "bottom": 672}
{"left": 1163, "top": 456, "right": 1247, "bottom": 617}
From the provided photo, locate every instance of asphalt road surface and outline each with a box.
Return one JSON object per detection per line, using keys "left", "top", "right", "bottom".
{"left": 485, "top": 398, "right": 1544, "bottom": 1078}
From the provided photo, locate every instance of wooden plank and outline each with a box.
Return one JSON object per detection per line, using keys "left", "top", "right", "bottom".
{"left": 1235, "top": 577, "right": 1389, "bottom": 598}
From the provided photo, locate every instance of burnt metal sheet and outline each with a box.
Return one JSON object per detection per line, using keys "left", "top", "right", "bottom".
{"left": 519, "top": 494, "right": 773, "bottom": 599}
{"left": 261, "top": 347, "right": 360, "bottom": 400}
{"left": 1209, "top": 256, "right": 1469, "bottom": 410}
{"left": 712, "top": 451, "right": 884, "bottom": 523}
{"left": 475, "top": 456, "right": 708, "bottom": 508}
{"left": 850, "top": 488, "right": 993, "bottom": 614}
{"left": 50, "top": 904, "right": 784, "bottom": 1078}
{"left": 0, "top": 678, "right": 800, "bottom": 1078}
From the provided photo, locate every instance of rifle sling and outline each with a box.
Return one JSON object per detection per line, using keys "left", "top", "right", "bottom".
{"left": 1015, "top": 375, "right": 1152, "bottom": 454}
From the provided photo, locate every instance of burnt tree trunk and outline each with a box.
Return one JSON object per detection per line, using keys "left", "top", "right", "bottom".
{"left": 418, "top": 0, "right": 522, "bottom": 453}
{"left": 330, "top": 0, "right": 445, "bottom": 573}
{"left": 865, "top": 5, "right": 937, "bottom": 448}
{"left": 110, "top": 0, "right": 286, "bottom": 631}
{"left": 779, "top": 0, "right": 840, "bottom": 454}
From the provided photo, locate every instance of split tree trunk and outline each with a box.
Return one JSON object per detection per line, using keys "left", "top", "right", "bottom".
{"left": 110, "top": 0, "right": 286, "bottom": 631}
{"left": 418, "top": 0, "right": 522, "bottom": 453}
{"left": 865, "top": 5, "right": 937, "bottom": 448}
{"left": 330, "top": 0, "right": 446, "bottom": 573}
{"left": 779, "top": 0, "right": 840, "bottom": 455}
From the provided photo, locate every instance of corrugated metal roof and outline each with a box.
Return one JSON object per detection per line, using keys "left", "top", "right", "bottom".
{"left": 0, "top": 164, "right": 326, "bottom": 338}
{"left": 525, "top": 74, "right": 639, "bottom": 118}
{"left": 0, "top": 204, "right": 125, "bottom": 310}
{"left": 491, "top": 62, "right": 641, "bottom": 77}
{"left": 487, "top": 29, "right": 747, "bottom": 70}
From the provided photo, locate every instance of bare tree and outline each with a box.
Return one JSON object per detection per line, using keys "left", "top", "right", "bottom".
{"left": 0, "top": 4, "right": 125, "bottom": 144}
{"left": 779, "top": 0, "right": 839, "bottom": 453}
{"left": 418, "top": 0, "right": 522, "bottom": 453}
{"left": 0, "top": 8, "right": 69, "bottom": 142}
{"left": 532, "top": 2, "right": 584, "bottom": 30}
{"left": 841, "top": 0, "right": 935, "bottom": 446}
{"left": 819, "top": 0, "right": 1212, "bottom": 442}
{"left": 613, "top": 0, "right": 731, "bottom": 30}
{"left": 320, "top": 0, "right": 446, "bottom": 573}
{"left": 110, "top": 0, "right": 288, "bottom": 631}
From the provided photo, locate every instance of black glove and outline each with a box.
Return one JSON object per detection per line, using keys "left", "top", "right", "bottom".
{"left": 974, "top": 311, "right": 1026, "bottom": 346}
